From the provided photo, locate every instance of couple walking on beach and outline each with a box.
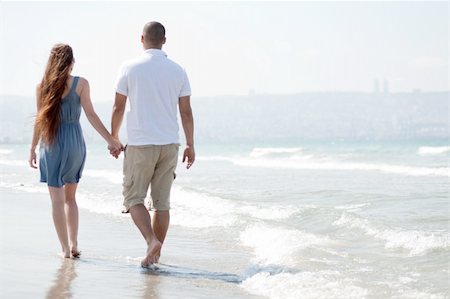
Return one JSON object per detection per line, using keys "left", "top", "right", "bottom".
{"left": 28, "top": 21, "right": 195, "bottom": 268}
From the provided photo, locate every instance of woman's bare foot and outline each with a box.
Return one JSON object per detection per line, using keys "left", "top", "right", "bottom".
{"left": 141, "top": 238, "right": 161, "bottom": 268}
{"left": 61, "top": 248, "right": 71, "bottom": 258}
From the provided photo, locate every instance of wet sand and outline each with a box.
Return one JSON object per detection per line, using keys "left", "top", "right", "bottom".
{"left": 0, "top": 188, "right": 261, "bottom": 299}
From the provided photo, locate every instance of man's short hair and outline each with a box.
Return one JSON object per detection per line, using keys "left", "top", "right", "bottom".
{"left": 143, "top": 21, "right": 165, "bottom": 44}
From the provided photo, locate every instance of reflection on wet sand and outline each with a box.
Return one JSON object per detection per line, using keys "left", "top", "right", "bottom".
{"left": 140, "top": 263, "right": 242, "bottom": 298}
{"left": 141, "top": 273, "right": 162, "bottom": 299}
{"left": 46, "top": 259, "right": 77, "bottom": 299}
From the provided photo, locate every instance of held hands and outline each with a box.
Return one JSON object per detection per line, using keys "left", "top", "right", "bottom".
{"left": 108, "top": 137, "right": 124, "bottom": 159}
{"left": 28, "top": 149, "right": 37, "bottom": 169}
{"left": 182, "top": 145, "right": 195, "bottom": 169}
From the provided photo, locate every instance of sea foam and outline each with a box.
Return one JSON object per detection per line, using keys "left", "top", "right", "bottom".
{"left": 171, "top": 188, "right": 303, "bottom": 227}
{"left": 239, "top": 204, "right": 301, "bottom": 220}
{"left": 249, "top": 147, "right": 304, "bottom": 158}
{"left": 334, "top": 213, "right": 450, "bottom": 256}
{"left": 417, "top": 146, "right": 450, "bottom": 155}
{"left": 219, "top": 147, "right": 449, "bottom": 177}
{"left": 170, "top": 187, "right": 238, "bottom": 228}
{"left": 0, "top": 149, "right": 13, "bottom": 155}
{"left": 240, "top": 223, "right": 330, "bottom": 265}
{"left": 241, "top": 270, "right": 367, "bottom": 299}
{"left": 83, "top": 169, "right": 123, "bottom": 184}
{"left": 0, "top": 181, "right": 47, "bottom": 194}
{"left": 0, "top": 159, "right": 27, "bottom": 167}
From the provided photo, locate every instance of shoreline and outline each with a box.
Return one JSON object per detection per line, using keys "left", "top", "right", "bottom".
{"left": 0, "top": 187, "right": 261, "bottom": 299}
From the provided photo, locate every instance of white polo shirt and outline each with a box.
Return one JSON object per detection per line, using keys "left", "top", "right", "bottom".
{"left": 115, "top": 49, "right": 191, "bottom": 145}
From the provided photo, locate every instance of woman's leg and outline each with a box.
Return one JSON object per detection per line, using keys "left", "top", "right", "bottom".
{"left": 48, "top": 186, "right": 70, "bottom": 258}
{"left": 64, "top": 183, "right": 80, "bottom": 257}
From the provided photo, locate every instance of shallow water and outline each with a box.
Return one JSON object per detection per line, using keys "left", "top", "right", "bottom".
{"left": 1, "top": 141, "right": 448, "bottom": 298}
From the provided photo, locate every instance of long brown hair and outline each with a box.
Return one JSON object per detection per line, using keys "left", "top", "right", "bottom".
{"left": 36, "top": 44, "right": 74, "bottom": 145}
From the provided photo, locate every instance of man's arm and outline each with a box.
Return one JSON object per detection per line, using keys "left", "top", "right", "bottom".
{"left": 179, "top": 96, "right": 195, "bottom": 169}
{"left": 111, "top": 92, "right": 127, "bottom": 139}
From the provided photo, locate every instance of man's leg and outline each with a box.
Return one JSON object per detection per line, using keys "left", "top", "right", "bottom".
{"left": 151, "top": 210, "right": 170, "bottom": 261}
{"left": 123, "top": 145, "right": 160, "bottom": 267}
{"left": 129, "top": 204, "right": 161, "bottom": 267}
{"left": 150, "top": 144, "right": 179, "bottom": 262}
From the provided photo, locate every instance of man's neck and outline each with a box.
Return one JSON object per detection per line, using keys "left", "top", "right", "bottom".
{"left": 143, "top": 43, "right": 163, "bottom": 50}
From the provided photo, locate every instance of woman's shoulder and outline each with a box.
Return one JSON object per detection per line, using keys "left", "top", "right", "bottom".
{"left": 76, "top": 76, "right": 89, "bottom": 86}
{"left": 74, "top": 76, "right": 89, "bottom": 96}
{"left": 75, "top": 76, "right": 90, "bottom": 90}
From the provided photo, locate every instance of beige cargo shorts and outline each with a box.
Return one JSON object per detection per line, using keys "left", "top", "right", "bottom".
{"left": 122, "top": 144, "right": 179, "bottom": 212}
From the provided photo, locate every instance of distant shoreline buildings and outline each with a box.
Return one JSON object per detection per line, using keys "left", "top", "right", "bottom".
{"left": 0, "top": 89, "right": 448, "bottom": 144}
{"left": 373, "top": 79, "right": 389, "bottom": 96}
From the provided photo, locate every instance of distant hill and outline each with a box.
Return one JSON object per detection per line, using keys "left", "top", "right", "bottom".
{"left": 0, "top": 91, "right": 448, "bottom": 144}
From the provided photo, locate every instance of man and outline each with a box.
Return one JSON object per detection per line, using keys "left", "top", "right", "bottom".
{"left": 111, "top": 21, "right": 195, "bottom": 268}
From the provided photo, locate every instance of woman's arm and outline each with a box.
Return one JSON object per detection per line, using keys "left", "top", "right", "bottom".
{"left": 79, "top": 78, "right": 122, "bottom": 157}
{"left": 29, "top": 86, "right": 41, "bottom": 168}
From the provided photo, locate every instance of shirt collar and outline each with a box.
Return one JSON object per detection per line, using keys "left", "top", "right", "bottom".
{"left": 143, "top": 48, "right": 167, "bottom": 57}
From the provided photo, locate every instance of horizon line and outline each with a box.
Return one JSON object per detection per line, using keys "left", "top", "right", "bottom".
{"left": 1, "top": 89, "right": 449, "bottom": 101}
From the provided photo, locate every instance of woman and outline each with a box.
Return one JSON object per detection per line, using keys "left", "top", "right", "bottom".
{"left": 28, "top": 44, "right": 122, "bottom": 258}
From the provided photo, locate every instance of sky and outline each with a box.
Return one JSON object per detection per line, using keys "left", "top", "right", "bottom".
{"left": 0, "top": 1, "right": 448, "bottom": 102}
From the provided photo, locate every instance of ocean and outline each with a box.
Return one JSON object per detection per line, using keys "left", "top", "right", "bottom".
{"left": 0, "top": 140, "right": 448, "bottom": 298}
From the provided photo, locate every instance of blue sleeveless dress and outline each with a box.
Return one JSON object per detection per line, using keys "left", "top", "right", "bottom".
{"left": 39, "top": 76, "right": 86, "bottom": 187}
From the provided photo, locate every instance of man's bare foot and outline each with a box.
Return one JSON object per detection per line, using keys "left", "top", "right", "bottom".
{"left": 70, "top": 242, "right": 81, "bottom": 258}
{"left": 71, "top": 248, "right": 81, "bottom": 258}
{"left": 141, "top": 238, "right": 161, "bottom": 268}
{"left": 155, "top": 248, "right": 163, "bottom": 263}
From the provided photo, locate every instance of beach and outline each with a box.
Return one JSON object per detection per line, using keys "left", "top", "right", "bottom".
{"left": 1, "top": 1, "right": 448, "bottom": 297}
{"left": 1, "top": 142, "right": 449, "bottom": 299}
{"left": 0, "top": 188, "right": 261, "bottom": 299}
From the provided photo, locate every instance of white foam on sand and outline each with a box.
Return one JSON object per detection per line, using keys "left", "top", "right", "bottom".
{"left": 333, "top": 212, "right": 450, "bottom": 256}
{"left": 77, "top": 184, "right": 302, "bottom": 228}
{"left": 0, "top": 159, "right": 27, "bottom": 167}
{"left": 170, "top": 187, "right": 238, "bottom": 228}
{"left": 0, "top": 181, "right": 48, "bottom": 194}
{"left": 373, "top": 273, "right": 447, "bottom": 299}
{"left": 83, "top": 169, "right": 123, "bottom": 184}
{"left": 240, "top": 223, "right": 330, "bottom": 266}
{"left": 76, "top": 191, "right": 126, "bottom": 217}
{"left": 417, "top": 146, "right": 450, "bottom": 155}
{"left": 0, "top": 175, "right": 304, "bottom": 228}
{"left": 241, "top": 270, "right": 367, "bottom": 299}
{"left": 249, "top": 147, "right": 304, "bottom": 158}
{"left": 238, "top": 204, "right": 301, "bottom": 220}
{"left": 0, "top": 180, "right": 126, "bottom": 217}
{"left": 0, "top": 149, "right": 13, "bottom": 155}
{"left": 396, "top": 290, "right": 446, "bottom": 299}
{"left": 171, "top": 187, "right": 304, "bottom": 228}
{"left": 335, "top": 203, "right": 372, "bottom": 211}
